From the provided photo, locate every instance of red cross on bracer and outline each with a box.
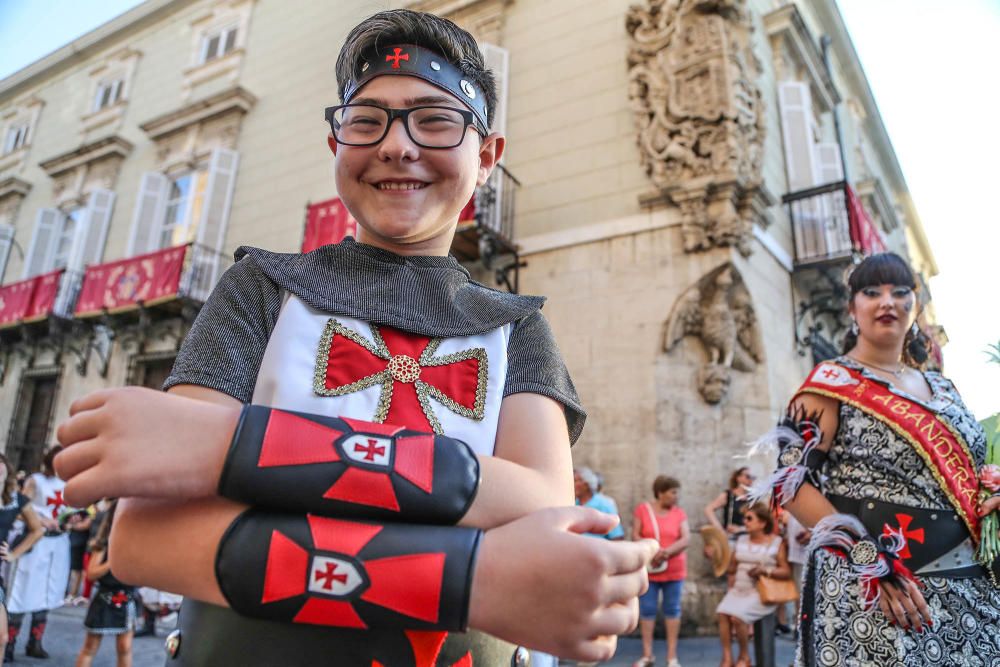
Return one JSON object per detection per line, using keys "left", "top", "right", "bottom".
{"left": 46, "top": 490, "right": 66, "bottom": 518}
{"left": 385, "top": 47, "right": 409, "bottom": 69}
{"left": 355, "top": 439, "right": 385, "bottom": 462}
{"left": 314, "top": 562, "right": 349, "bottom": 590}
{"left": 882, "top": 513, "right": 925, "bottom": 560}
{"left": 111, "top": 591, "right": 129, "bottom": 607}
{"left": 317, "top": 320, "right": 487, "bottom": 433}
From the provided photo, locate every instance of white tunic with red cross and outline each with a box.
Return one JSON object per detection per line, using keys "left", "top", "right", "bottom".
{"left": 29, "top": 472, "right": 68, "bottom": 521}
{"left": 253, "top": 294, "right": 510, "bottom": 455}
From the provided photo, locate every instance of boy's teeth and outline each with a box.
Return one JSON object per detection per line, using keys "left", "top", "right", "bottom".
{"left": 378, "top": 182, "right": 426, "bottom": 190}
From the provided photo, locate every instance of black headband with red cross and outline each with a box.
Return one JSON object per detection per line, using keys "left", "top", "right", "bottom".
{"left": 342, "top": 43, "right": 490, "bottom": 133}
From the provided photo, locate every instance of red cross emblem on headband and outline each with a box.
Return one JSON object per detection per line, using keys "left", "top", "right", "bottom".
{"left": 386, "top": 47, "right": 409, "bottom": 68}
{"left": 256, "top": 410, "right": 435, "bottom": 511}
{"left": 46, "top": 490, "right": 66, "bottom": 519}
{"left": 314, "top": 319, "right": 488, "bottom": 434}
{"left": 261, "top": 515, "right": 445, "bottom": 629}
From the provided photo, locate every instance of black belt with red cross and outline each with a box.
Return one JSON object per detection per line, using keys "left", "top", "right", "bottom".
{"left": 828, "top": 494, "right": 986, "bottom": 579}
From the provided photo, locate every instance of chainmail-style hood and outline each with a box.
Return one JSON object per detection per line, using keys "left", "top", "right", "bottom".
{"left": 234, "top": 238, "right": 544, "bottom": 338}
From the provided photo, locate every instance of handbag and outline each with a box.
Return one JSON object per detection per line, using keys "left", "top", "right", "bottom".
{"left": 756, "top": 575, "right": 798, "bottom": 605}
{"left": 643, "top": 503, "right": 668, "bottom": 574}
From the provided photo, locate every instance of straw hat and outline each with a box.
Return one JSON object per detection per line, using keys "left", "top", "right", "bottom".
{"left": 700, "top": 525, "right": 732, "bottom": 577}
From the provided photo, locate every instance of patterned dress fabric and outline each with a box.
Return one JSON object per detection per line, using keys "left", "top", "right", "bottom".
{"left": 798, "top": 357, "right": 1000, "bottom": 667}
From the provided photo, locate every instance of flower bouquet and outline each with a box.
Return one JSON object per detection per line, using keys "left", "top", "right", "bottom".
{"left": 977, "top": 412, "right": 1000, "bottom": 580}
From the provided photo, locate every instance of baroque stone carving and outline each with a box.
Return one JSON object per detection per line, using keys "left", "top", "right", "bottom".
{"left": 627, "top": 0, "right": 772, "bottom": 255}
{"left": 662, "top": 262, "right": 763, "bottom": 404}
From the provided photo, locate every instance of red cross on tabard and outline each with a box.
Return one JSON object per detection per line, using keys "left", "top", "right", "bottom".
{"left": 111, "top": 591, "right": 129, "bottom": 607}
{"left": 821, "top": 368, "right": 839, "bottom": 379}
{"left": 385, "top": 47, "right": 409, "bottom": 69}
{"left": 882, "top": 513, "right": 925, "bottom": 560}
{"left": 46, "top": 490, "right": 66, "bottom": 518}
{"left": 319, "top": 322, "right": 486, "bottom": 433}
{"left": 314, "top": 562, "right": 349, "bottom": 590}
{"left": 355, "top": 439, "right": 385, "bottom": 462}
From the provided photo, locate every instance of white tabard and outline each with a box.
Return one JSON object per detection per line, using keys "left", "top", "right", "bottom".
{"left": 8, "top": 474, "right": 70, "bottom": 614}
{"left": 252, "top": 293, "right": 511, "bottom": 456}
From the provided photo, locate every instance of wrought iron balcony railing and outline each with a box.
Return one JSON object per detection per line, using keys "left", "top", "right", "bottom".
{"left": 783, "top": 180, "right": 885, "bottom": 267}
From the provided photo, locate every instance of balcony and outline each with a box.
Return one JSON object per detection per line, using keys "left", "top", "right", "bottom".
{"left": 74, "top": 242, "right": 231, "bottom": 322}
{"left": 450, "top": 163, "right": 523, "bottom": 292}
{"left": 784, "top": 180, "right": 886, "bottom": 267}
{"left": 0, "top": 270, "right": 64, "bottom": 342}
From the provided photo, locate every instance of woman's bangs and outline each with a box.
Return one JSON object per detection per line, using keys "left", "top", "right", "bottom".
{"left": 848, "top": 253, "right": 915, "bottom": 294}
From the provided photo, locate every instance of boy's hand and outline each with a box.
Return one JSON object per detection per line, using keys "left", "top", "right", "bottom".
{"left": 468, "top": 506, "right": 657, "bottom": 662}
{"left": 55, "top": 387, "right": 240, "bottom": 507}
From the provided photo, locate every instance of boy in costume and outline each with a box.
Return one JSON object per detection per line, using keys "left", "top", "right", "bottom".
{"left": 55, "top": 9, "right": 656, "bottom": 666}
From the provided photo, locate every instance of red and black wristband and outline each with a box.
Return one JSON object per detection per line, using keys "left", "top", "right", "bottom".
{"left": 218, "top": 406, "right": 481, "bottom": 524}
{"left": 216, "top": 509, "right": 482, "bottom": 631}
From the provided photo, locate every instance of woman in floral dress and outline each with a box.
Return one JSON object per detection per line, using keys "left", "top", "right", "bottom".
{"left": 752, "top": 253, "right": 1000, "bottom": 666}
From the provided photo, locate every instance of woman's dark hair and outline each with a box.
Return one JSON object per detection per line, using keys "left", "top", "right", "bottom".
{"left": 335, "top": 9, "right": 498, "bottom": 130}
{"left": 841, "top": 252, "right": 929, "bottom": 366}
{"left": 92, "top": 500, "right": 118, "bottom": 553}
{"left": 42, "top": 446, "right": 62, "bottom": 477}
{"left": 744, "top": 502, "right": 774, "bottom": 534}
{"left": 652, "top": 475, "right": 680, "bottom": 497}
{"left": 728, "top": 467, "right": 749, "bottom": 490}
{"left": 0, "top": 454, "right": 15, "bottom": 506}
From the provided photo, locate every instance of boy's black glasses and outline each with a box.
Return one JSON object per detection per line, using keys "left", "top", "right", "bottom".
{"left": 325, "top": 104, "right": 485, "bottom": 149}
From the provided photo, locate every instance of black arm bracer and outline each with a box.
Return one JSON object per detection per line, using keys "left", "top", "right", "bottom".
{"left": 216, "top": 509, "right": 482, "bottom": 631}
{"left": 218, "top": 406, "right": 481, "bottom": 524}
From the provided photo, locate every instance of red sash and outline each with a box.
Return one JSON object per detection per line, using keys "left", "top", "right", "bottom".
{"left": 796, "top": 362, "right": 981, "bottom": 543}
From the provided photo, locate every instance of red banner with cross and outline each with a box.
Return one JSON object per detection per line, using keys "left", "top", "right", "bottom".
{"left": 75, "top": 244, "right": 188, "bottom": 318}
{"left": 0, "top": 269, "right": 63, "bottom": 329}
{"left": 302, "top": 198, "right": 358, "bottom": 253}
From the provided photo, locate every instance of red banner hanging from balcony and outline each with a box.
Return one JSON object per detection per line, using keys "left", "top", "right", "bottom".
{"left": 0, "top": 270, "right": 63, "bottom": 329}
{"left": 25, "top": 270, "right": 63, "bottom": 322}
{"left": 846, "top": 185, "right": 886, "bottom": 256}
{"left": 75, "top": 244, "right": 188, "bottom": 318}
{"left": 302, "top": 198, "right": 357, "bottom": 253}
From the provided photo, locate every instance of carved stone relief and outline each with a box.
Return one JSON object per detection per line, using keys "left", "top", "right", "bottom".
{"left": 662, "top": 262, "right": 763, "bottom": 404}
{"left": 627, "top": 0, "right": 772, "bottom": 255}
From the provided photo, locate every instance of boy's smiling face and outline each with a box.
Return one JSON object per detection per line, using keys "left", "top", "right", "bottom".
{"left": 329, "top": 75, "right": 503, "bottom": 256}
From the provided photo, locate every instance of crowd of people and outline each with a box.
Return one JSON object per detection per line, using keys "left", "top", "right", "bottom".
{"left": 0, "top": 447, "right": 180, "bottom": 666}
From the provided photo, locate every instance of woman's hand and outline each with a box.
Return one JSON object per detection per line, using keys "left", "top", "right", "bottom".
{"left": 726, "top": 525, "right": 742, "bottom": 535}
{"left": 0, "top": 541, "right": 11, "bottom": 562}
{"left": 979, "top": 494, "right": 1000, "bottom": 517}
{"left": 747, "top": 565, "right": 763, "bottom": 580}
{"left": 877, "top": 578, "right": 933, "bottom": 631}
{"left": 469, "top": 506, "right": 657, "bottom": 662}
{"left": 55, "top": 387, "right": 241, "bottom": 507}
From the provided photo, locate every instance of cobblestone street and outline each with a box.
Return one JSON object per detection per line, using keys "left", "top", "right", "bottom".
{"left": 22, "top": 605, "right": 796, "bottom": 667}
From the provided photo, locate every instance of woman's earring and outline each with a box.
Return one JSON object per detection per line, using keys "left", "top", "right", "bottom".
{"left": 850, "top": 320, "right": 859, "bottom": 336}
{"left": 910, "top": 322, "right": 919, "bottom": 336}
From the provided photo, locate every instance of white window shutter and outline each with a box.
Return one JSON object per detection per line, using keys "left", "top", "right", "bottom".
{"left": 22, "top": 208, "right": 60, "bottom": 279}
{"left": 480, "top": 43, "right": 510, "bottom": 136}
{"left": 777, "top": 81, "right": 821, "bottom": 192}
{"left": 816, "top": 143, "right": 844, "bottom": 183}
{"left": 0, "top": 224, "right": 14, "bottom": 283}
{"left": 71, "top": 189, "right": 116, "bottom": 268}
{"left": 128, "top": 172, "right": 170, "bottom": 255}
{"left": 195, "top": 147, "right": 240, "bottom": 292}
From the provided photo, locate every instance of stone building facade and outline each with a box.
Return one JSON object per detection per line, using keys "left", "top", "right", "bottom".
{"left": 0, "top": 0, "right": 939, "bottom": 630}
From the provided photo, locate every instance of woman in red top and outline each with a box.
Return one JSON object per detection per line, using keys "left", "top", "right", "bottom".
{"left": 631, "top": 476, "right": 690, "bottom": 667}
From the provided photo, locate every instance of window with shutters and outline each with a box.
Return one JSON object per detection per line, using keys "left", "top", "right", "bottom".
{"left": 127, "top": 148, "right": 238, "bottom": 261}
{"left": 22, "top": 190, "right": 116, "bottom": 280}
{"left": 93, "top": 79, "right": 124, "bottom": 112}
{"left": 200, "top": 25, "right": 239, "bottom": 65}
{"left": 0, "top": 224, "right": 14, "bottom": 284}
{"left": 2, "top": 123, "right": 29, "bottom": 155}
{"left": 183, "top": 0, "right": 253, "bottom": 98}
